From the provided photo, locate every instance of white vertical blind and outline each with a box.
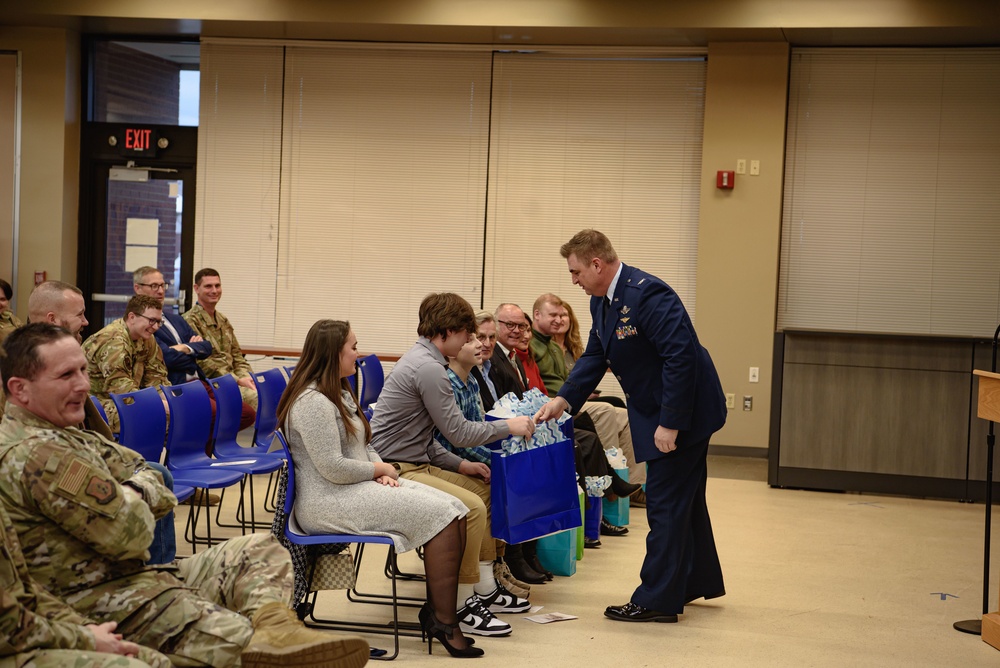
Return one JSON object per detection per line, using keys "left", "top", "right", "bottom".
{"left": 273, "top": 46, "right": 492, "bottom": 352}
{"left": 483, "top": 53, "right": 707, "bottom": 328}
{"left": 196, "top": 42, "right": 284, "bottom": 344}
{"left": 196, "top": 42, "right": 707, "bottom": 359}
{"left": 779, "top": 49, "right": 1000, "bottom": 337}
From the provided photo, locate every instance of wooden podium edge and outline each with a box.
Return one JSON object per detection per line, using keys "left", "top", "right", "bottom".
{"left": 974, "top": 370, "right": 1000, "bottom": 423}
{"left": 983, "top": 612, "right": 1000, "bottom": 650}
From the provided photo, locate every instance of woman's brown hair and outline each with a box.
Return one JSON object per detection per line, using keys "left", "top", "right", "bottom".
{"left": 563, "top": 301, "right": 585, "bottom": 361}
{"left": 276, "top": 319, "right": 371, "bottom": 442}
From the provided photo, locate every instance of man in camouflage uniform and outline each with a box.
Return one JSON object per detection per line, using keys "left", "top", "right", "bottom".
{"left": 0, "top": 281, "right": 92, "bottom": 419}
{"left": 82, "top": 294, "right": 170, "bottom": 433}
{"left": 184, "top": 268, "right": 258, "bottom": 426}
{"left": 22, "top": 281, "right": 185, "bottom": 558}
{"left": 27, "top": 281, "right": 90, "bottom": 344}
{"left": 1, "top": 502, "right": 172, "bottom": 668}
{"left": 0, "top": 324, "right": 369, "bottom": 668}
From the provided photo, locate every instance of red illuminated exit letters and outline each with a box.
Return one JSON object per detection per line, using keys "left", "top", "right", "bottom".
{"left": 125, "top": 128, "right": 153, "bottom": 151}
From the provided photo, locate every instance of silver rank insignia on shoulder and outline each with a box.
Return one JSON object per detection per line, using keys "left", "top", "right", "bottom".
{"left": 638, "top": 278, "right": 646, "bottom": 285}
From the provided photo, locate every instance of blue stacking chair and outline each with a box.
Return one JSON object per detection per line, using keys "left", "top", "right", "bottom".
{"left": 283, "top": 365, "right": 296, "bottom": 379}
{"left": 275, "top": 430, "right": 419, "bottom": 660}
{"left": 112, "top": 387, "right": 241, "bottom": 553}
{"left": 173, "top": 483, "right": 195, "bottom": 504}
{"left": 162, "top": 381, "right": 267, "bottom": 546}
{"left": 111, "top": 387, "right": 169, "bottom": 462}
{"left": 252, "top": 368, "right": 287, "bottom": 450}
{"left": 211, "top": 374, "right": 284, "bottom": 461}
{"left": 211, "top": 373, "right": 285, "bottom": 513}
{"left": 357, "top": 354, "right": 384, "bottom": 411}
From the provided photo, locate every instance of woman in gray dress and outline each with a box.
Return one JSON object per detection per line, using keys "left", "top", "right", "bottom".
{"left": 277, "top": 319, "right": 483, "bottom": 658}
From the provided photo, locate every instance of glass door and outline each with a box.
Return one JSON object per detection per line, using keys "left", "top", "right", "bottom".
{"left": 95, "top": 167, "right": 189, "bottom": 325}
{"left": 78, "top": 122, "right": 198, "bottom": 334}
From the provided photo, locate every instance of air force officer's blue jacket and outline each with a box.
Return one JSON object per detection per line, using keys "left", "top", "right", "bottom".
{"left": 558, "top": 264, "right": 726, "bottom": 463}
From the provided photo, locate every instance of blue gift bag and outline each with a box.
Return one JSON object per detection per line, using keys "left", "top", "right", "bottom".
{"left": 490, "top": 437, "right": 582, "bottom": 544}
{"left": 585, "top": 495, "right": 603, "bottom": 540}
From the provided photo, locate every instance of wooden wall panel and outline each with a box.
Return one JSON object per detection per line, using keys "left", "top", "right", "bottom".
{"left": 779, "top": 334, "right": 972, "bottom": 480}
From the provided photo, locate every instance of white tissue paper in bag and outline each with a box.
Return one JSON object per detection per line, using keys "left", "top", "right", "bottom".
{"left": 487, "top": 388, "right": 572, "bottom": 456}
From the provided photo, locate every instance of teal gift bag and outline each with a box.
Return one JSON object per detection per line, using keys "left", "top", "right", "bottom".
{"left": 602, "top": 468, "right": 630, "bottom": 526}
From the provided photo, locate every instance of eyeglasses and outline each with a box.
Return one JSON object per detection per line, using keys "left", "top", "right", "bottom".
{"left": 135, "top": 313, "right": 163, "bottom": 327}
{"left": 497, "top": 319, "right": 529, "bottom": 332}
{"left": 137, "top": 282, "right": 169, "bottom": 290}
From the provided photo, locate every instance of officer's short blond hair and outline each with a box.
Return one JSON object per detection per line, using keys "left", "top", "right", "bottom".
{"left": 560, "top": 229, "right": 618, "bottom": 264}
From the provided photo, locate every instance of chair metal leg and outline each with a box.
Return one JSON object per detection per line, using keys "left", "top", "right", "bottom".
{"left": 182, "top": 488, "right": 227, "bottom": 551}
{"left": 299, "top": 544, "right": 424, "bottom": 661}
{"left": 347, "top": 544, "right": 425, "bottom": 609}
{"left": 263, "top": 470, "right": 279, "bottom": 513}
{"left": 383, "top": 545, "right": 426, "bottom": 582}
{"left": 214, "top": 475, "right": 273, "bottom": 532}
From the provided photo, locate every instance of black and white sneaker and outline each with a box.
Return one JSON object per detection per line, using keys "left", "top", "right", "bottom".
{"left": 458, "top": 595, "right": 512, "bottom": 636}
{"left": 481, "top": 580, "right": 531, "bottom": 614}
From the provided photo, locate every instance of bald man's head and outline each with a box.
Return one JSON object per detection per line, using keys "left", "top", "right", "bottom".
{"left": 27, "top": 281, "right": 89, "bottom": 342}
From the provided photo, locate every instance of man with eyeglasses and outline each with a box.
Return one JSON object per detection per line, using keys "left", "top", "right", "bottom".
{"left": 134, "top": 267, "right": 225, "bottom": 507}
{"left": 492, "top": 303, "right": 531, "bottom": 391}
{"left": 82, "top": 294, "right": 170, "bottom": 433}
{"left": 133, "top": 266, "right": 213, "bottom": 387}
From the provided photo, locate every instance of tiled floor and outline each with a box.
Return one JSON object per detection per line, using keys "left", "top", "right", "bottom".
{"left": 175, "top": 455, "right": 1000, "bottom": 666}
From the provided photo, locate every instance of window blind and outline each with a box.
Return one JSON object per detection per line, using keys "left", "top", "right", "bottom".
{"left": 483, "top": 52, "right": 707, "bottom": 331}
{"left": 778, "top": 48, "right": 1000, "bottom": 337}
{"left": 195, "top": 42, "right": 284, "bottom": 344}
{"left": 273, "top": 46, "right": 492, "bottom": 352}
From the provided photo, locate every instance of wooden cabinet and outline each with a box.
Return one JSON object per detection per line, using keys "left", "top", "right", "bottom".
{"left": 769, "top": 332, "right": 998, "bottom": 501}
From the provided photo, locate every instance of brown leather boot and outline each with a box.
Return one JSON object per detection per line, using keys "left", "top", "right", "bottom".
{"left": 242, "top": 602, "right": 369, "bottom": 668}
{"left": 493, "top": 559, "right": 530, "bottom": 598}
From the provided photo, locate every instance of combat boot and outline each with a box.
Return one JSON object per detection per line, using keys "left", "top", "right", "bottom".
{"left": 242, "top": 601, "right": 369, "bottom": 668}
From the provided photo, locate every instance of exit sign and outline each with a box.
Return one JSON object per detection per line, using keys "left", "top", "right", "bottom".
{"left": 118, "top": 127, "right": 159, "bottom": 157}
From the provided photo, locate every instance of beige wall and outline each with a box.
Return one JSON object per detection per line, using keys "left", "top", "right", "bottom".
{"left": 0, "top": 0, "right": 994, "bottom": 448}
{"left": 0, "top": 27, "right": 79, "bottom": 318}
{"left": 697, "top": 42, "right": 789, "bottom": 450}
{"left": 0, "top": 53, "right": 16, "bottom": 294}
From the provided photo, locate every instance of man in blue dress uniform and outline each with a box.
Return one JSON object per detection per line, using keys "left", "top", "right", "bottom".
{"left": 535, "top": 229, "right": 727, "bottom": 623}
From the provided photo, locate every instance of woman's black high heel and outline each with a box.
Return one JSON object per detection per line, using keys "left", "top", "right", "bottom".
{"left": 419, "top": 603, "right": 484, "bottom": 658}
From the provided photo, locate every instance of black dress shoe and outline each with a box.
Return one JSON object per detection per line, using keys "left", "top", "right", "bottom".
{"left": 600, "top": 517, "right": 628, "bottom": 536}
{"left": 609, "top": 470, "right": 642, "bottom": 498}
{"left": 506, "top": 554, "right": 547, "bottom": 584}
{"left": 604, "top": 602, "right": 678, "bottom": 623}
{"left": 524, "top": 551, "right": 554, "bottom": 581}
{"left": 583, "top": 537, "right": 602, "bottom": 549}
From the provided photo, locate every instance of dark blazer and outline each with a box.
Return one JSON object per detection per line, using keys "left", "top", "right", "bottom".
{"left": 559, "top": 263, "right": 726, "bottom": 463}
{"left": 471, "top": 366, "right": 496, "bottom": 412}
{"left": 154, "top": 310, "right": 213, "bottom": 386}
{"left": 489, "top": 350, "right": 525, "bottom": 400}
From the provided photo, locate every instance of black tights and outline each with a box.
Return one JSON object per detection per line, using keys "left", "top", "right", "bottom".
{"left": 422, "top": 516, "right": 471, "bottom": 648}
